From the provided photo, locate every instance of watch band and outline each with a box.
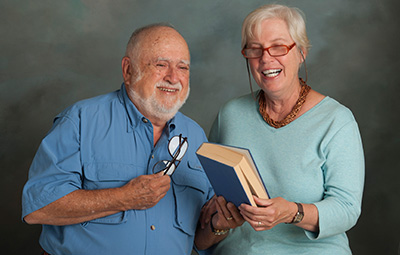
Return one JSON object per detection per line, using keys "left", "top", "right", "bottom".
{"left": 290, "top": 202, "right": 304, "bottom": 224}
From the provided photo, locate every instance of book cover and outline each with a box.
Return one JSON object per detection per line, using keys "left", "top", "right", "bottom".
{"left": 196, "top": 154, "right": 252, "bottom": 207}
{"left": 196, "top": 142, "right": 269, "bottom": 207}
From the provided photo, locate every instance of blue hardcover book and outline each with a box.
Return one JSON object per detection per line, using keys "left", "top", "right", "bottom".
{"left": 196, "top": 142, "right": 269, "bottom": 207}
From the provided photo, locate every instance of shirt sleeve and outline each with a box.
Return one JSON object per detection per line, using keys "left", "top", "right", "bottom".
{"left": 22, "top": 114, "right": 83, "bottom": 219}
{"left": 307, "top": 120, "right": 365, "bottom": 239}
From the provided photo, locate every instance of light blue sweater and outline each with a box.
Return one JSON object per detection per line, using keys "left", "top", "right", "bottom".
{"left": 207, "top": 93, "right": 365, "bottom": 255}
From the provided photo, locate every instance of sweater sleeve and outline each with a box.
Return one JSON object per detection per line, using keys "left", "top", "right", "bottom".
{"left": 306, "top": 120, "right": 365, "bottom": 239}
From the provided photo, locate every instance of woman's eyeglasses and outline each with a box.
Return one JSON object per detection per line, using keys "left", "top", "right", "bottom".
{"left": 241, "top": 43, "right": 296, "bottom": 59}
{"left": 152, "top": 134, "right": 188, "bottom": 176}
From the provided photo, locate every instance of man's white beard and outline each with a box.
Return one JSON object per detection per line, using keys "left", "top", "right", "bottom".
{"left": 129, "top": 81, "right": 189, "bottom": 123}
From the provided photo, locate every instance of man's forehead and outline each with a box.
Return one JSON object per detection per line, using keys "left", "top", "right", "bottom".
{"left": 142, "top": 27, "right": 185, "bottom": 47}
{"left": 135, "top": 27, "right": 190, "bottom": 63}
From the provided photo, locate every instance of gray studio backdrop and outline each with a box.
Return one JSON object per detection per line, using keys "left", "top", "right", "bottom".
{"left": 1, "top": 0, "right": 399, "bottom": 254}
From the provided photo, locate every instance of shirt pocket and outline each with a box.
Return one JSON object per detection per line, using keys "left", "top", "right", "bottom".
{"left": 82, "top": 162, "right": 143, "bottom": 190}
{"left": 82, "top": 211, "right": 129, "bottom": 226}
{"left": 171, "top": 160, "right": 210, "bottom": 236}
{"left": 81, "top": 162, "right": 141, "bottom": 226}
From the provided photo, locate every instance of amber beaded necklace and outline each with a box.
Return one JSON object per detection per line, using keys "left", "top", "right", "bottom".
{"left": 258, "top": 79, "right": 311, "bottom": 128}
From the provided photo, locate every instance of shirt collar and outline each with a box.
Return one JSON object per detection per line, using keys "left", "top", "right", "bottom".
{"left": 118, "top": 83, "right": 177, "bottom": 134}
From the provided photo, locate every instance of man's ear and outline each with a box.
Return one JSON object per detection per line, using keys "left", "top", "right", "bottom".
{"left": 121, "top": 57, "right": 132, "bottom": 85}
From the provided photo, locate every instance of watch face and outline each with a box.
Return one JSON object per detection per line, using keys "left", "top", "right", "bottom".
{"left": 293, "top": 212, "right": 304, "bottom": 223}
{"left": 290, "top": 203, "right": 304, "bottom": 224}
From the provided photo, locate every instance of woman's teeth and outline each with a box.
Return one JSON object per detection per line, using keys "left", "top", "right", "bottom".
{"left": 262, "top": 69, "right": 282, "bottom": 77}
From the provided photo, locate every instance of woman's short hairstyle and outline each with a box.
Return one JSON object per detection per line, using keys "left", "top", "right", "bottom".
{"left": 241, "top": 4, "right": 310, "bottom": 54}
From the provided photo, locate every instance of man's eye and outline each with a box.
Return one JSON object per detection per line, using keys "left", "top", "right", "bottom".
{"left": 179, "top": 66, "right": 189, "bottom": 70}
{"left": 156, "top": 64, "right": 167, "bottom": 67}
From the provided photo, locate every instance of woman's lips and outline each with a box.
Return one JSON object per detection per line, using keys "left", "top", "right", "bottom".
{"left": 262, "top": 69, "right": 282, "bottom": 78}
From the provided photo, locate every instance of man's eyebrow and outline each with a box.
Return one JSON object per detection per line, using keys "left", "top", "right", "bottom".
{"left": 156, "top": 57, "right": 190, "bottom": 65}
{"left": 181, "top": 60, "right": 190, "bottom": 65}
{"left": 157, "top": 57, "right": 170, "bottom": 62}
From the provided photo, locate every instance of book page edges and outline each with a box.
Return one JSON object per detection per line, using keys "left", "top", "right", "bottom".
{"left": 205, "top": 143, "right": 268, "bottom": 199}
{"left": 197, "top": 144, "right": 256, "bottom": 206}
{"left": 238, "top": 163, "right": 269, "bottom": 199}
{"left": 232, "top": 164, "right": 256, "bottom": 206}
{"left": 197, "top": 143, "right": 243, "bottom": 165}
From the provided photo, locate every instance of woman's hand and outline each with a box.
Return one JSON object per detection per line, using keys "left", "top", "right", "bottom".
{"left": 239, "top": 196, "right": 297, "bottom": 231}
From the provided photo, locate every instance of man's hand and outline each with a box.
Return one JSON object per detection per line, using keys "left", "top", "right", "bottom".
{"left": 119, "top": 172, "right": 171, "bottom": 210}
{"left": 210, "top": 196, "right": 245, "bottom": 231}
{"left": 195, "top": 196, "right": 245, "bottom": 250}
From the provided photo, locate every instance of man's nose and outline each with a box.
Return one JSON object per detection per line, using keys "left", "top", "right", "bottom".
{"left": 164, "top": 67, "right": 179, "bottom": 84}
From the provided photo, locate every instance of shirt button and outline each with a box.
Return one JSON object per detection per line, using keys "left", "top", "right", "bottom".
{"left": 151, "top": 155, "right": 154, "bottom": 159}
{"left": 150, "top": 225, "right": 156, "bottom": 230}
{"left": 142, "top": 117, "right": 148, "bottom": 123}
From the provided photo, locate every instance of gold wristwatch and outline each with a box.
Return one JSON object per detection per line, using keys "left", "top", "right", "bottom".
{"left": 290, "top": 202, "right": 304, "bottom": 224}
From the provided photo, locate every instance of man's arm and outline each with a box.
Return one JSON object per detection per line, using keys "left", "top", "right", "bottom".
{"left": 24, "top": 172, "right": 170, "bottom": 225}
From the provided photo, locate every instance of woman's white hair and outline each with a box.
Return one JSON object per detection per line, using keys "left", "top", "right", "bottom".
{"left": 241, "top": 4, "right": 310, "bottom": 54}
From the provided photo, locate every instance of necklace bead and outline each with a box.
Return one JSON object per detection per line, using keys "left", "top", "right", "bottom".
{"left": 258, "top": 79, "right": 311, "bottom": 128}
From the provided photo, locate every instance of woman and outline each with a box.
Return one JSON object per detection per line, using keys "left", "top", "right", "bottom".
{"left": 200, "top": 4, "right": 364, "bottom": 255}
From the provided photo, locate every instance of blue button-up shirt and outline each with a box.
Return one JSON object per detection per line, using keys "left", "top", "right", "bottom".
{"left": 22, "top": 84, "right": 213, "bottom": 255}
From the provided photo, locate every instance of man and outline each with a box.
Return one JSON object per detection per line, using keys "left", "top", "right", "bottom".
{"left": 22, "top": 23, "right": 219, "bottom": 255}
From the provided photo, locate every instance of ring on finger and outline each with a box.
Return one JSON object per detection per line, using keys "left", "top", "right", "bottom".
{"left": 258, "top": 221, "right": 262, "bottom": 227}
{"left": 226, "top": 217, "right": 233, "bottom": 220}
